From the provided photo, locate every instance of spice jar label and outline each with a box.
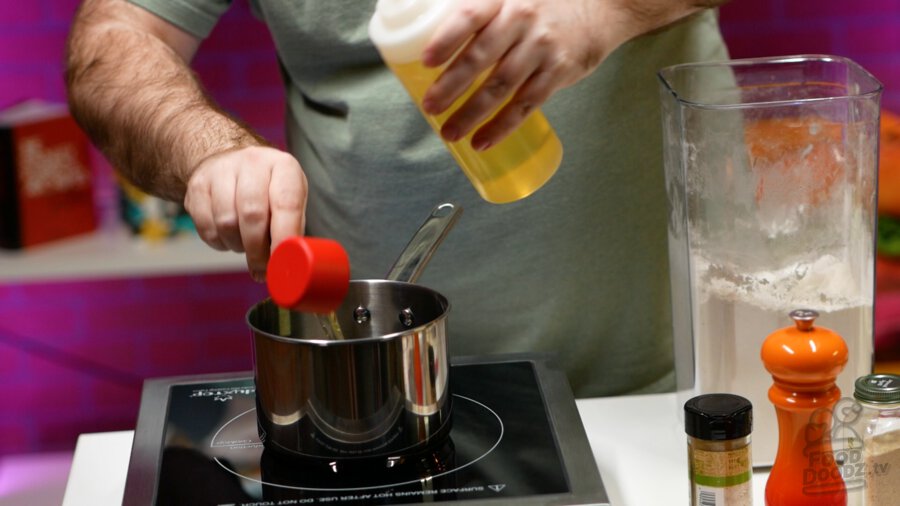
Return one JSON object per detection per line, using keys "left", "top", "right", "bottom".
{"left": 692, "top": 447, "right": 752, "bottom": 486}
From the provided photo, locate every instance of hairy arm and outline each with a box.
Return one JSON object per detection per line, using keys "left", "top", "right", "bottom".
{"left": 65, "top": 0, "right": 307, "bottom": 280}
{"left": 603, "top": 0, "right": 733, "bottom": 44}
{"left": 65, "top": 0, "right": 263, "bottom": 201}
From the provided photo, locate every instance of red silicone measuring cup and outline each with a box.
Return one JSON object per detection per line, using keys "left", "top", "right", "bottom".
{"left": 266, "top": 236, "right": 350, "bottom": 314}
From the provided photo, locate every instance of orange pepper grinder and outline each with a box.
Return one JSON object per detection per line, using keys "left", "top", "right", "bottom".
{"left": 761, "top": 309, "right": 848, "bottom": 506}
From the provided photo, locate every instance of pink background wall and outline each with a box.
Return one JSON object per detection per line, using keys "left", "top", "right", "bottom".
{"left": 1, "top": 0, "right": 899, "bottom": 455}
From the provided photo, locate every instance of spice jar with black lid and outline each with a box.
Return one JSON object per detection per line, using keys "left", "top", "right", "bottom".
{"left": 685, "top": 393, "right": 753, "bottom": 506}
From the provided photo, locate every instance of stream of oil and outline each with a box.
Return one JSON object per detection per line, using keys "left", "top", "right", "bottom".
{"left": 317, "top": 311, "right": 346, "bottom": 340}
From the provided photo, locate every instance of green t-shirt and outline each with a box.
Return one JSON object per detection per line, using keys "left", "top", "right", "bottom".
{"left": 128, "top": 0, "right": 729, "bottom": 397}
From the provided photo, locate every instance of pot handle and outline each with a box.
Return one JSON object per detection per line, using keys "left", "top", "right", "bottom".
{"left": 385, "top": 203, "right": 462, "bottom": 283}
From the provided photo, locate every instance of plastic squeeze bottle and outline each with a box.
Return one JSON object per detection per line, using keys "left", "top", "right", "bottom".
{"left": 761, "top": 309, "right": 848, "bottom": 506}
{"left": 368, "top": 0, "right": 563, "bottom": 204}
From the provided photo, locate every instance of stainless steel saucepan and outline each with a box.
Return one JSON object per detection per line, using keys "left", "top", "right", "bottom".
{"left": 247, "top": 203, "right": 461, "bottom": 459}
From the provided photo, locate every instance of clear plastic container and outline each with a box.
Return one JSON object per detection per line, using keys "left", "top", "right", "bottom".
{"left": 659, "top": 55, "right": 883, "bottom": 466}
{"left": 368, "top": 0, "right": 562, "bottom": 203}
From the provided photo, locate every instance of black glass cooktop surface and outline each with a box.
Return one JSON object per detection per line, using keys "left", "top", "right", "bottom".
{"left": 123, "top": 354, "right": 608, "bottom": 505}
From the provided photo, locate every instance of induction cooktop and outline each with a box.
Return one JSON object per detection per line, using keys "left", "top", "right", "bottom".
{"left": 123, "top": 354, "right": 609, "bottom": 505}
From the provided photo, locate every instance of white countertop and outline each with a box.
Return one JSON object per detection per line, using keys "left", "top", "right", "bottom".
{"left": 62, "top": 392, "right": 769, "bottom": 505}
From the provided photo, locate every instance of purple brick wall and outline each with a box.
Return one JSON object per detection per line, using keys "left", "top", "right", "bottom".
{"left": 1, "top": 0, "right": 899, "bottom": 455}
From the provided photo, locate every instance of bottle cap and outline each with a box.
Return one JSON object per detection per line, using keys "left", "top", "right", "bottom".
{"left": 266, "top": 236, "right": 350, "bottom": 314}
{"left": 684, "top": 393, "right": 753, "bottom": 441}
{"left": 368, "top": 0, "right": 457, "bottom": 63}
{"left": 854, "top": 374, "right": 900, "bottom": 404}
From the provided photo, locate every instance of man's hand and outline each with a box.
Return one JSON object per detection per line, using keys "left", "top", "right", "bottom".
{"left": 421, "top": 0, "right": 728, "bottom": 150}
{"left": 185, "top": 146, "right": 307, "bottom": 282}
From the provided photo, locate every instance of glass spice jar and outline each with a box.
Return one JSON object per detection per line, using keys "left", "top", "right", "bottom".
{"left": 849, "top": 374, "right": 900, "bottom": 506}
{"left": 685, "top": 393, "right": 753, "bottom": 506}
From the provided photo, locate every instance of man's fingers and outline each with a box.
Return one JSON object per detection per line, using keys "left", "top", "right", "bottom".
{"left": 209, "top": 172, "right": 244, "bottom": 253}
{"left": 471, "top": 65, "right": 556, "bottom": 150}
{"left": 185, "top": 173, "right": 227, "bottom": 251}
{"left": 440, "top": 38, "right": 541, "bottom": 142}
{"left": 268, "top": 158, "right": 307, "bottom": 256}
{"left": 236, "top": 166, "right": 272, "bottom": 281}
{"left": 422, "top": 1, "right": 500, "bottom": 67}
{"left": 423, "top": 11, "right": 525, "bottom": 117}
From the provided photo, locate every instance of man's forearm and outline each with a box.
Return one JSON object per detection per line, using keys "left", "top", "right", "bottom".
{"left": 605, "top": 0, "right": 733, "bottom": 45}
{"left": 65, "top": 0, "right": 265, "bottom": 201}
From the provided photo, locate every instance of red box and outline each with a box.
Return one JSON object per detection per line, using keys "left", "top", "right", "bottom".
{"left": 0, "top": 101, "right": 96, "bottom": 248}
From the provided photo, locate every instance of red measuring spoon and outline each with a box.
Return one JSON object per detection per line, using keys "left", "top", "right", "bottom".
{"left": 266, "top": 236, "right": 350, "bottom": 314}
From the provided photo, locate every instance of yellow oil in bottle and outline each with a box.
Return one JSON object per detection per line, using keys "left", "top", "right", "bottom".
{"left": 389, "top": 60, "right": 563, "bottom": 203}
